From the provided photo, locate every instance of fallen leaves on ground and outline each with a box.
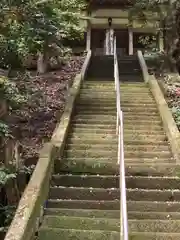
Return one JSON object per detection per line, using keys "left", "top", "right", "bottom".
{"left": 7, "top": 56, "right": 84, "bottom": 165}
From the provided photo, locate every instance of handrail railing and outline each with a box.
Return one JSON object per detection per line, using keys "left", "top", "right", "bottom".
{"left": 137, "top": 50, "right": 149, "bottom": 83}
{"left": 113, "top": 37, "right": 128, "bottom": 240}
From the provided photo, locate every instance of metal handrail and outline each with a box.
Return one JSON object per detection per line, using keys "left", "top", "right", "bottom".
{"left": 113, "top": 37, "right": 128, "bottom": 240}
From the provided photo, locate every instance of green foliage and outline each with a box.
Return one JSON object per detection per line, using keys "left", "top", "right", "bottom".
{"left": 0, "top": 121, "right": 11, "bottom": 138}
{"left": 172, "top": 106, "right": 180, "bottom": 127}
{"left": 0, "top": 205, "right": 16, "bottom": 226}
{"left": 19, "top": 165, "right": 35, "bottom": 175}
{"left": 0, "top": 76, "right": 26, "bottom": 109}
{"left": 0, "top": 167, "right": 16, "bottom": 186}
{"left": 0, "top": 0, "right": 86, "bottom": 69}
{"left": 139, "top": 35, "right": 157, "bottom": 50}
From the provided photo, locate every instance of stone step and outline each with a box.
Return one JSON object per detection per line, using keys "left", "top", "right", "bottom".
{"left": 51, "top": 175, "right": 180, "bottom": 190}
{"left": 49, "top": 187, "right": 180, "bottom": 202}
{"left": 81, "top": 85, "right": 147, "bottom": 90}
{"left": 44, "top": 208, "right": 180, "bottom": 220}
{"left": 128, "top": 211, "right": 180, "bottom": 220}
{"left": 41, "top": 216, "right": 121, "bottom": 231}
{"left": 72, "top": 119, "right": 163, "bottom": 126}
{"left": 37, "top": 228, "right": 180, "bottom": 240}
{"left": 62, "top": 157, "right": 172, "bottom": 165}
{"left": 41, "top": 216, "right": 180, "bottom": 233}
{"left": 80, "top": 87, "right": 150, "bottom": 92}
{"left": 78, "top": 96, "right": 154, "bottom": 101}
{"left": 46, "top": 199, "right": 121, "bottom": 209}
{"left": 81, "top": 85, "right": 147, "bottom": 89}
{"left": 64, "top": 149, "right": 171, "bottom": 159}
{"left": 79, "top": 91, "right": 152, "bottom": 96}
{"left": 44, "top": 208, "right": 120, "bottom": 219}
{"left": 75, "top": 106, "right": 158, "bottom": 112}
{"left": 38, "top": 228, "right": 120, "bottom": 240}
{"left": 55, "top": 159, "right": 178, "bottom": 176}
{"left": 65, "top": 143, "right": 170, "bottom": 152}
{"left": 73, "top": 114, "right": 160, "bottom": 121}
{"left": 79, "top": 93, "right": 152, "bottom": 98}
{"left": 47, "top": 199, "right": 180, "bottom": 211}
{"left": 68, "top": 133, "right": 167, "bottom": 142}
{"left": 70, "top": 127, "right": 165, "bottom": 135}
{"left": 74, "top": 109, "right": 158, "bottom": 115}
{"left": 77, "top": 99, "right": 155, "bottom": 104}
{"left": 71, "top": 123, "right": 163, "bottom": 131}
{"left": 79, "top": 92, "right": 153, "bottom": 96}
{"left": 80, "top": 89, "right": 150, "bottom": 94}
{"left": 68, "top": 137, "right": 167, "bottom": 145}
{"left": 83, "top": 82, "right": 146, "bottom": 87}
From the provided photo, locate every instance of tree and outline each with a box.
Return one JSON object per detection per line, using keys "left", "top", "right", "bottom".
{"left": 0, "top": 0, "right": 86, "bottom": 73}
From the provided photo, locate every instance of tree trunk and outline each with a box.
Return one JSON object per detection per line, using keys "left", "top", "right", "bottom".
{"left": 37, "top": 51, "right": 49, "bottom": 74}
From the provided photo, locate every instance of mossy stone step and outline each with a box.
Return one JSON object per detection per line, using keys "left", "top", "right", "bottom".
{"left": 55, "top": 159, "right": 179, "bottom": 176}
{"left": 126, "top": 176, "right": 180, "bottom": 190}
{"left": 128, "top": 211, "right": 180, "bottom": 220}
{"left": 63, "top": 157, "right": 173, "bottom": 165}
{"left": 81, "top": 86, "right": 148, "bottom": 90}
{"left": 83, "top": 82, "right": 146, "bottom": 87}
{"left": 41, "top": 216, "right": 120, "bottom": 231}
{"left": 54, "top": 158, "right": 119, "bottom": 175}
{"left": 72, "top": 119, "right": 162, "bottom": 125}
{"left": 74, "top": 110, "right": 117, "bottom": 115}
{"left": 64, "top": 149, "right": 171, "bottom": 159}
{"left": 49, "top": 186, "right": 120, "bottom": 200}
{"left": 70, "top": 127, "right": 116, "bottom": 134}
{"left": 44, "top": 208, "right": 120, "bottom": 219}
{"left": 79, "top": 93, "right": 153, "bottom": 98}
{"left": 129, "top": 219, "right": 180, "bottom": 232}
{"left": 69, "top": 132, "right": 166, "bottom": 141}
{"left": 83, "top": 81, "right": 115, "bottom": 85}
{"left": 80, "top": 90, "right": 152, "bottom": 94}
{"left": 73, "top": 114, "right": 160, "bottom": 121}
{"left": 65, "top": 143, "right": 170, "bottom": 152}
{"left": 80, "top": 90, "right": 150, "bottom": 94}
{"left": 71, "top": 123, "right": 163, "bottom": 131}
{"left": 46, "top": 199, "right": 120, "bottom": 210}
{"left": 37, "top": 228, "right": 120, "bottom": 240}
{"left": 51, "top": 175, "right": 119, "bottom": 188}
{"left": 78, "top": 93, "right": 153, "bottom": 97}
{"left": 51, "top": 175, "right": 180, "bottom": 190}
{"left": 67, "top": 138, "right": 119, "bottom": 145}
{"left": 46, "top": 199, "right": 180, "bottom": 212}
{"left": 70, "top": 128, "right": 165, "bottom": 135}
{"left": 72, "top": 119, "right": 116, "bottom": 125}
{"left": 76, "top": 106, "right": 158, "bottom": 112}
{"left": 49, "top": 187, "right": 180, "bottom": 202}
{"left": 77, "top": 100, "right": 155, "bottom": 105}
{"left": 68, "top": 138, "right": 167, "bottom": 146}
{"left": 77, "top": 104, "right": 156, "bottom": 109}
{"left": 128, "top": 200, "right": 180, "bottom": 212}
{"left": 74, "top": 110, "right": 159, "bottom": 116}
{"left": 78, "top": 97, "right": 154, "bottom": 102}
{"left": 44, "top": 208, "right": 180, "bottom": 220}
{"left": 37, "top": 228, "right": 180, "bottom": 240}
{"left": 41, "top": 216, "right": 180, "bottom": 233}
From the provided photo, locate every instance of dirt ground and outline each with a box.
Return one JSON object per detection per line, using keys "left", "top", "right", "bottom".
{"left": 6, "top": 56, "right": 84, "bottom": 166}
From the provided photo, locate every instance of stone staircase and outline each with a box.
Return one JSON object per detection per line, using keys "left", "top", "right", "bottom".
{"left": 118, "top": 56, "right": 143, "bottom": 82}
{"left": 87, "top": 55, "right": 143, "bottom": 81}
{"left": 36, "top": 80, "right": 180, "bottom": 240}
